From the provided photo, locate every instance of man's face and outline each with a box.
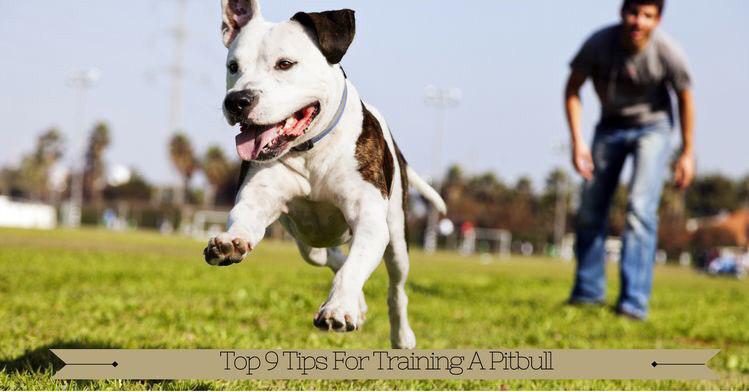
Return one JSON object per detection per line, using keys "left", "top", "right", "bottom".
{"left": 620, "top": 3, "right": 661, "bottom": 49}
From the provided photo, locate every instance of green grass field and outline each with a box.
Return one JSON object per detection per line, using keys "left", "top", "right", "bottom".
{"left": 1, "top": 227, "right": 747, "bottom": 390}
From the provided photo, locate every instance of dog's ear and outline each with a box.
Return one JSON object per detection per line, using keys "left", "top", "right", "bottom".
{"left": 221, "top": 0, "right": 262, "bottom": 47}
{"left": 291, "top": 9, "right": 355, "bottom": 64}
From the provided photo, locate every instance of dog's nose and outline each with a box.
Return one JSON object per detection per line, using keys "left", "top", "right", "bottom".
{"left": 224, "top": 90, "right": 256, "bottom": 118}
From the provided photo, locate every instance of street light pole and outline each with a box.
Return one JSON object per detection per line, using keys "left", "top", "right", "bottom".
{"left": 168, "top": 0, "right": 188, "bottom": 206}
{"left": 65, "top": 69, "right": 100, "bottom": 228}
{"left": 169, "top": 0, "right": 187, "bottom": 135}
{"left": 552, "top": 141, "right": 571, "bottom": 258}
{"left": 553, "top": 174, "right": 568, "bottom": 250}
{"left": 423, "top": 85, "right": 461, "bottom": 253}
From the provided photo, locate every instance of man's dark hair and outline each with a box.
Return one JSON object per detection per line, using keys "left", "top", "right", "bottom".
{"left": 621, "top": 0, "right": 665, "bottom": 16}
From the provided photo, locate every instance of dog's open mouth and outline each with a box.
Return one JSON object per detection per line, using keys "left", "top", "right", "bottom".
{"left": 235, "top": 102, "right": 320, "bottom": 161}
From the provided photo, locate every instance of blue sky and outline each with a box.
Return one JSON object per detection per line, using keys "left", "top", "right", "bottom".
{"left": 1, "top": 0, "right": 747, "bottom": 190}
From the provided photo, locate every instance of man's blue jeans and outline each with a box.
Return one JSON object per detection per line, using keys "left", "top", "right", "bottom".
{"left": 570, "top": 120, "right": 674, "bottom": 319}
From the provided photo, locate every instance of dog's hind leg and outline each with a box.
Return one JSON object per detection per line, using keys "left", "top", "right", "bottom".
{"left": 279, "top": 215, "right": 368, "bottom": 322}
{"left": 384, "top": 232, "right": 417, "bottom": 349}
{"left": 296, "top": 242, "right": 345, "bottom": 271}
{"left": 279, "top": 215, "right": 346, "bottom": 270}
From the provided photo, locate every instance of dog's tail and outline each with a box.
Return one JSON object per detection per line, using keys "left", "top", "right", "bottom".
{"left": 406, "top": 166, "right": 447, "bottom": 214}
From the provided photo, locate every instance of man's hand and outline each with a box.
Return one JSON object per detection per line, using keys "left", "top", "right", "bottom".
{"left": 572, "top": 143, "right": 595, "bottom": 180}
{"left": 673, "top": 152, "right": 695, "bottom": 189}
{"left": 565, "top": 70, "right": 592, "bottom": 181}
{"left": 674, "top": 90, "right": 695, "bottom": 190}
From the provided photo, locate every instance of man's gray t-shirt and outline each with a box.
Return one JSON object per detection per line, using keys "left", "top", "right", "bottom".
{"left": 570, "top": 24, "right": 692, "bottom": 128}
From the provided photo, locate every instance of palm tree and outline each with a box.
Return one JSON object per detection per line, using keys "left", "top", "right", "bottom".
{"left": 201, "top": 145, "right": 231, "bottom": 207}
{"left": 169, "top": 132, "right": 198, "bottom": 205}
{"left": 18, "top": 128, "right": 64, "bottom": 201}
{"left": 83, "top": 122, "right": 111, "bottom": 202}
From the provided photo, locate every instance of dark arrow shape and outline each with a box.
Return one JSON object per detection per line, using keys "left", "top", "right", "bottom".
{"left": 652, "top": 361, "right": 703, "bottom": 367}
{"left": 65, "top": 361, "right": 118, "bottom": 367}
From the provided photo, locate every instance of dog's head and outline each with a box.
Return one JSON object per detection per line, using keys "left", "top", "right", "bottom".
{"left": 221, "top": 0, "right": 355, "bottom": 162}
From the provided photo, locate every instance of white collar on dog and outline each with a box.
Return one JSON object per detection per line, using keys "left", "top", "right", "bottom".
{"left": 291, "top": 79, "right": 348, "bottom": 153}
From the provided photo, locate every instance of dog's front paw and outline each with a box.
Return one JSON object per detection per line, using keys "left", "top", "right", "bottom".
{"left": 204, "top": 236, "right": 250, "bottom": 266}
{"left": 314, "top": 294, "right": 362, "bottom": 332}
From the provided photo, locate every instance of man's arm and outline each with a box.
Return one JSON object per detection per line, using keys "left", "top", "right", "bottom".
{"left": 564, "top": 70, "right": 594, "bottom": 180}
{"left": 673, "top": 89, "right": 695, "bottom": 189}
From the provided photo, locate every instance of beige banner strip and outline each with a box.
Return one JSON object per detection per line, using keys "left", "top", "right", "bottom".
{"left": 51, "top": 349, "right": 719, "bottom": 380}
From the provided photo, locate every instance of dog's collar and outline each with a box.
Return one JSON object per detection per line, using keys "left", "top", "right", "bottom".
{"left": 291, "top": 80, "right": 348, "bottom": 153}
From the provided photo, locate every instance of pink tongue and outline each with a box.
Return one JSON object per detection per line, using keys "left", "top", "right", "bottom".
{"left": 235, "top": 124, "right": 281, "bottom": 161}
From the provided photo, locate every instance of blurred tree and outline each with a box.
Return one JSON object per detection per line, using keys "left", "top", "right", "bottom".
{"left": 686, "top": 174, "right": 739, "bottom": 217}
{"left": 444, "top": 165, "right": 464, "bottom": 187}
{"left": 442, "top": 165, "right": 464, "bottom": 201}
{"left": 514, "top": 176, "right": 534, "bottom": 196}
{"left": 542, "top": 168, "right": 571, "bottom": 248}
{"left": 660, "top": 185, "right": 686, "bottom": 218}
{"left": 202, "top": 145, "right": 232, "bottom": 207}
{"left": 539, "top": 170, "right": 566, "bottom": 240}
{"left": 658, "top": 186, "right": 689, "bottom": 258}
{"left": 736, "top": 175, "right": 749, "bottom": 207}
{"left": 214, "top": 160, "right": 243, "bottom": 207}
{"left": 506, "top": 175, "right": 539, "bottom": 244}
{"left": 442, "top": 164, "right": 466, "bottom": 219}
{"left": 15, "top": 128, "right": 65, "bottom": 201}
{"left": 168, "top": 132, "right": 198, "bottom": 205}
{"left": 0, "top": 167, "right": 23, "bottom": 197}
{"left": 433, "top": 164, "right": 749, "bottom": 256}
{"left": 102, "top": 170, "right": 152, "bottom": 201}
{"left": 466, "top": 172, "right": 506, "bottom": 204}
{"left": 464, "top": 172, "right": 506, "bottom": 228}
{"left": 544, "top": 168, "right": 568, "bottom": 193}
{"left": 83, "top": 122, "right": 111, "bottom": 203}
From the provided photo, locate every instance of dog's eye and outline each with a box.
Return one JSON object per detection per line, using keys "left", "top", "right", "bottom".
{"left": 227, "top": 60, "right": 239, "bottom": 74}
{"left": 275, "top": 59, "right": 296, "bottom": 71}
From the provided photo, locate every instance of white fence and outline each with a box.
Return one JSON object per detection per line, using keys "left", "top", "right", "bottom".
{"left": 186, "top": 209, "right": 230, "bottom": 240}
{"left": 0, "top": 196, "right": 56, "bottom": 229}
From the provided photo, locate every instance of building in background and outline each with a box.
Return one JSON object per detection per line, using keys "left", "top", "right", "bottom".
{"left": 0, "top": 196, "right": 56, "bottom": 229}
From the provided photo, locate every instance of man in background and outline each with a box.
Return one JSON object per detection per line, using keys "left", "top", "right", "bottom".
{"left": 564, "top": 0, "right": 695, "bottom": 319}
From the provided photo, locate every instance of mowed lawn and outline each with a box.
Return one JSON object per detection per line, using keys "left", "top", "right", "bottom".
{"left": 1, "top": 228, "right": 748, "bottom": 390}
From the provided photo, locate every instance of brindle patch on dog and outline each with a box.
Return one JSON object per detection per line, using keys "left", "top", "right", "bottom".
{"left": 356, "top": 103, "right": 394, "bottom": 198}
{"left": 394, "top": 142, "right": 409, "bottom": 248}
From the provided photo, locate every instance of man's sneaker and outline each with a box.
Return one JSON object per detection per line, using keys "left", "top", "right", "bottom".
{"left": 615, "top": 307, "right": 646, "bottom": 321}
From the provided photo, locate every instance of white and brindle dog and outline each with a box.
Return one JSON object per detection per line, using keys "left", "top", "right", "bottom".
{"left": 204, "top": 0, "right": 446, "bottom": 349}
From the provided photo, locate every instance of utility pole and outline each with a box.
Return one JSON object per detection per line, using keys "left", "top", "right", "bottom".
{"left": 552, "top": 141, "right": 571, "bottom": 259}
{"left": 169, "top": 0, "right": 187, "bottom": 135}
{"left": 168, "top": 0, "right": 188, "bottom": 206}
{"left": 64, "top": 69, "right": 100, "bottom": 228}
{"left": 553, "top": 174, "right": 568, "bottom": 250}
{"left": 422, "top": 85, "right": 461, "bottom": 253}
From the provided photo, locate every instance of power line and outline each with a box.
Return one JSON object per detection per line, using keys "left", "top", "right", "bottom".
{"left": 168, "top": 0, "right": 188, "bottom": 134}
